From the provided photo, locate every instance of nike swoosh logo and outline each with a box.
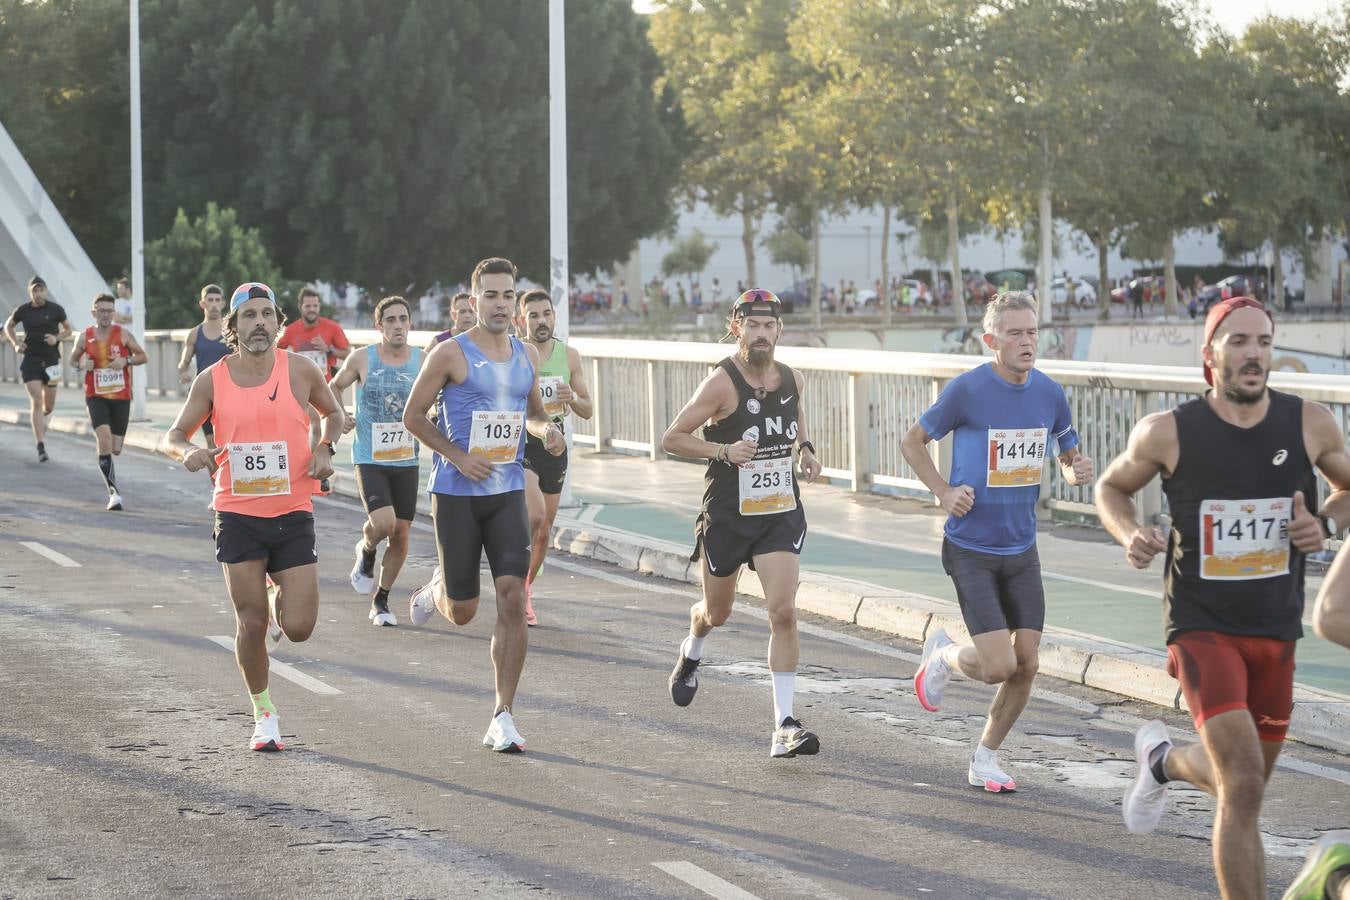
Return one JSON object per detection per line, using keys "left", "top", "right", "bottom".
{"left": 268, "top": 385, "right": 278, "bottom": 401}
{"left": 781, "top": 395, "right": 794, "bottom": 404}
{"left": 792, "top": 528, "right": 806, "bottom": 550}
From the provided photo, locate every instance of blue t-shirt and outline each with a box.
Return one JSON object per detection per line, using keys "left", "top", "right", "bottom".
{"left": 918, "top": 364, "right": 1078, "bottom": 555}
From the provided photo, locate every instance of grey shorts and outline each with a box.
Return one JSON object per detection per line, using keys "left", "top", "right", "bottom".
{"left": 940, "top": 538, "right": 1045, "bottom": 636}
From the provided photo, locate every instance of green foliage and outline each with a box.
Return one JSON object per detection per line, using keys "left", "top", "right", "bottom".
{"left": 144, "top": 204, "right": 286, "bottom": 327}
{"left": 762, "top": 226, "right": 811, "bottom": 277}
{"left": 661, "top": 230, "right": 718, "bottom": 280}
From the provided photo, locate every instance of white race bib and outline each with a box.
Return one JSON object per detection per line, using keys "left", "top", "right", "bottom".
{"left": 1199, "top": 497, "right": 1290, "bottom": 581}
{"left": 44, "top": 364, "right": 62, "bottom": 381}
{"left": 300, "top": 349, "right": 328, "bottom": 370}
{"left": 227, "top": 441, "right": 291, "bottom": 496}
{"left": 468, "top": 410, "right": 524, "bottom": 464}
{"left": 986, "top": 427, "right": 1047, "bottom": 488}
{"left": 94, "top": 367, "right": 125, "bottom": 395}
{"left": 371, "top": 421, "right": 415, "bottom": 462}
{"left": 738, "top": 455, "right": 797, "bottom": 516}
{"left": 539, "top": 376, "right": 567, "bottom": 419}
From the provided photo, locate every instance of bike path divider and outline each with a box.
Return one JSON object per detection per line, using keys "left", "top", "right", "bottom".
{"left": 4, "top": 405, "right": 1347, "bottom": 757}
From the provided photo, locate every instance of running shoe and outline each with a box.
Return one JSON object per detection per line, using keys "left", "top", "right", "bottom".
{"left": 968, "top": 751, "right": 1017, "bottom": 793}
{"left": 482, "top": 710, "right": 525, "bottom": 753}
{"left": 914, "top": 627, "right": 955, "bottom": 712}
{"left": 1282, "top": 830, "right": 1350, "bottom": 900}
{"left": 524, "top": 580, "right": 537, "bottom": 627}
{"left": 349, "top": 539, "right": 376, "bottom": 594}
{"left": 668, "top": 649, "right": 700, "bottom": 707}
{"left": 409, "top": 567, "right": 442, "bottom": 627}
{"left": 368, "top": 598, "right": 398, "bottom": 627}
{"left": 1123, "top": 719, "right": 1172, "bottom": 834}
{"left": 266, "top": 576, "right": 283, "bottom": 647}
{"left": 37, "top": 445, "right": 49, "bottom": 463}
{"left": 106, "top": 492, "right": 123, "bottom": 511}
{"left": 770, "top": 717, "right": 820, "bottom": 758}
{"left": 249, "top": 710, "right": 284, "bottom": 751}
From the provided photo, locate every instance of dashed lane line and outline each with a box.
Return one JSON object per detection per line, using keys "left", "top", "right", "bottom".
{"left": 652, "top": 862, "right": 763, "bottom": 900}
{"left": 204, "top": 636, "right": 343, "bottom": 695}
{"left": 19, "top": 541, "right": 81, "bottom": 568}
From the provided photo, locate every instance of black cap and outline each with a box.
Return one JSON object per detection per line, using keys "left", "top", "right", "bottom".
{"left": 28, "top": 275, "right": 46, "bottom": 289}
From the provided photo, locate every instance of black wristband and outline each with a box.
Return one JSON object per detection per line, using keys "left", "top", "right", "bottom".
{"left": 798, "top": 441, "right": 816, "bottom": 456}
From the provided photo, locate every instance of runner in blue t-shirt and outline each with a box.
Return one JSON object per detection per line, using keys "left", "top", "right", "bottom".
{"left": 900, "top": 292, "right": 1095, "bottom": 793}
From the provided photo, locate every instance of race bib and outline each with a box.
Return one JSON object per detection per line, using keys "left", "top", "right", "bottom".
{"left": 226, "top": 441, "right": 291, "bottom": 496}
{"left": 539, "top": 376, "right": 567, "bottom": 419}
{"left": 372, "top": 421, "right": 415, "bottom": 462}
{"left": 300, "top": 349, "right": 328, "bottom": 370}
{"left": 987, "top": 428, "right": 1047, "bottom": 488}
{"left": 1199, "top": 497, "right": 1290, "bottom": 581}
{"left": 738, "top": 455, "right": 797, "bottom": 516}
{"left": 468, "top": 410, "right": 524, "bottom": 464}
{"left": 94, "top": 367, "right": 125, "bottom": 395}
{"left": 44, "top": 364, "right": 61, "bottom": 381}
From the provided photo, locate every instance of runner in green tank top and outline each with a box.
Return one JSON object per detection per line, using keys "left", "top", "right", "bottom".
{"left": 517, "top": 288, "right": 592, "bottom": 626}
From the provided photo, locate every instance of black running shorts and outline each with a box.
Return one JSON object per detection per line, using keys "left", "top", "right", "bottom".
{"left": 691, "top": 505, "right": 808, "bottom": 579}
{"left": 214, "top": 510, "right": 318, "bottom": 573}
{"left": 353, "top": 463, "right": 420, "bottom": 521}
{"left": 85, "top": 396, "right": 131, "bottom": 436}
{"left": 940, "top": 538, "right": 1045, "bottom": 635}
{"left": 523, "top": 438, "right": 567, "bottom": 495}
{"left": 20, "top": 355, "right": 58, "bottom": 385}
{"left": 431, "top": 491, "right": 531, "bottom": 601}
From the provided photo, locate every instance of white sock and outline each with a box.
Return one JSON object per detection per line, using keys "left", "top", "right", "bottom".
{"left": 682, "top": 634, "right": 705, "bottom": 661}
{"left": 939, "top": 643, "right": 963, "bottom": 671}
{"left": 772, "top": 671, "right": 795, "bottom": 726}
{"left": 974, "top": 742, "right": 998, "bottom": 764}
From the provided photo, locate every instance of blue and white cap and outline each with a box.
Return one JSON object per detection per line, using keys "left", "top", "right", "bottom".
{"left": 229, "top": 282, "right": 276, "bottom": 311}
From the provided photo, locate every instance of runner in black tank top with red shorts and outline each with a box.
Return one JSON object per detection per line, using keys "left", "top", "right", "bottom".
{"left": 1097, "top": 298, "right": 1350, "bottom": 899}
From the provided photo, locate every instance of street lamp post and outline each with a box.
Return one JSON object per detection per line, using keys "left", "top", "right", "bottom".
{"left": 549, "top": 0, "right": 575, "bottom": 508}
{"left": 129, "top": 0, "right": 147, "bottom": 420}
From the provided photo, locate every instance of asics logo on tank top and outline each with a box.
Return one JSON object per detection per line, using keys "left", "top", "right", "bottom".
{"left": 1272, "top": 449, "right": 1288, "bottom": 465}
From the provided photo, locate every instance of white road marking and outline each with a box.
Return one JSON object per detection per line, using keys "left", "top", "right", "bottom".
{"left": 652, "top": 862, "right": 763, "bottom": 900}
{"left": 19, "top": 541, "right": 80, "bottom": 567}
{"left": 578, "top": 503, "right": 604, "bottom": 523}
{"left": 205, "top": 636, "right": 343, "bottom": 695}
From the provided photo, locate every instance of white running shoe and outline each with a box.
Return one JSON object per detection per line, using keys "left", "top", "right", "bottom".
{"left": 409, "top": 568, "right": 442, "bottom": 627}
{"left": 482, "top": 710, "right": 525, "bottom": 753}
{"left": 106, "top": 492, "right": 123, "bottom": 511}
{"left": 249, "top": 710, "right": 284, "bottom": 751}
{"left": 349, "top": 539, "right": 376, "bottom": 594}
{"left": 1123, "top": 719, "right": 1172, "bottom": 834}
{"left": 914, "top": 627, "right": 955, "bottom": 712}
{"left": 968, "top": 751, "right": 1017, "bottom": 793}
{"left": 266, "top": 576, "right": 283, "bottom": 647}
{"left": 368, "top": 604, "right": 398, "bottom": 627}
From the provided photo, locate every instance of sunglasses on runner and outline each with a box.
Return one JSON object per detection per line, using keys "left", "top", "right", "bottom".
{"left": 731, "top": 289, "right": 782, "bottom": 319}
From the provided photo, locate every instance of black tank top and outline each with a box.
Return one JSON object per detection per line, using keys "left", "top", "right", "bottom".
{"left": 701, "top": 358, "right": 801, "bottom": 516}
{"left": 1161, "top": 389, "right": 1314, "bottom": 642}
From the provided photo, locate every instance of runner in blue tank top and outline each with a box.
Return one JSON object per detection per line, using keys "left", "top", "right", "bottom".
{"left": 402, "top": 258, "right": 564, "bottom": 754}
{"left": 329, "top": 295, "right": 424, "bottom": 627}
{"left": 176, "top": 284, "right": 230, "bottom": 449}
{"left": 900, "top": 292, "right": 1094, "bottom": 793}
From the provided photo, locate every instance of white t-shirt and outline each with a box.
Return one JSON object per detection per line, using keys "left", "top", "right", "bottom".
{"left": 115, "top": 295, "right": 134, "bottom": 321}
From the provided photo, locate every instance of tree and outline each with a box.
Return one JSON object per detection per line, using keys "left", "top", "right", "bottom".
{"left": 144, "top": 203, "right": 287, "bottom": 327}
{"left": 660, "top": 229, "right": 719, "bottom": 289}
{"left": 763, "top": 225, "right": 812, "bottom": 285}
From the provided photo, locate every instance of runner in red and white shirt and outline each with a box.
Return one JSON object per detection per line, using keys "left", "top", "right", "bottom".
{"left": 278, "top": 286, "right": 350, "bottom": 491}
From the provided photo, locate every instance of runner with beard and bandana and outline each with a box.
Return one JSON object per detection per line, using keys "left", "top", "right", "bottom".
{"left": 163, "top": 282, "right": 343, "bottom": 751}
{"left": 517, "top": 287, "right": 592, "bottom": 626}
{"left": 1096, "top": 297, "right": 1350, "bottom": 900}
{"left": 662, "top": 288, "right": 823, "bottom": 759}
{"left": 330, "top": 295, "right": 424, "bottom": 627}
{"left": 278, "top": 286, "right": 350, "bottom": 493}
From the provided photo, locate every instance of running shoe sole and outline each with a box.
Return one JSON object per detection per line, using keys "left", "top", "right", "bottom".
{"left": 968, "top": 768, "right": 1017, "bottom": 792}
{"left": 914, "top": 629, "right": 950, "bottom": 712}
{"left": 1282, "top": 829, "right": 1350, "bottom": 900}
{"left": 669, "top": 655, "right": 699, "bottom": 707}
{"left": 771, "top": 735, "right": 820, "bottom": 758}
{"left": 250, "top": 739, "right": 284, "bottom": 752}
{"left": 1123, "top": 720, "right": 1170, "bottom": 835}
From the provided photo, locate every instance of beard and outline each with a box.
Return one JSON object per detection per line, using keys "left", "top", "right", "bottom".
{"left": 532, "top": 325, "right": 553, "bottom": 343}
{"left": 739, "top": 340, "right": 774, "bottom": 370}
{"left": 1219, "top": 362, "right": 1267, "bottom": 405}
{"left": 243, "top": 330, "right": 275, "bottom": 354}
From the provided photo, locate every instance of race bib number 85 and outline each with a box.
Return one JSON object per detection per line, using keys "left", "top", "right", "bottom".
{"left": 227, "top": 441, "right": 290, "bottom": 496}
{"left": 987, "top": 428, "right": 1047, "bottom": 488}
{"left": 738, "top": 456, "right": 797, "bottom": 516}
{"left": 1199, "top": 497, "right": 1290, "bottom": 580}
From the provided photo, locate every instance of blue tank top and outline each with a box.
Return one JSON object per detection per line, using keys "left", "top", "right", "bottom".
{"left": 194, "top": 324, "right": 231, "bottom": 371}
{"left": 352, "top": 344, "right": 422, "bottom": 467}
{"left": 429, "top": 333, "right": 535, "bottom": 496}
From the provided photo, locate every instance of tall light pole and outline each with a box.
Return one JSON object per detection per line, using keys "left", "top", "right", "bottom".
{"left": 129, "top": 0, "right": 147, "bottom": 420}
{"left": 549, "top": 0, "right": 575, "bottom": 506}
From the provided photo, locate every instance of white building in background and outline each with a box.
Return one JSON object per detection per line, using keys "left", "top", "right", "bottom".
{"left": 628, "top": 203, "right": 1341, "bottom": 299}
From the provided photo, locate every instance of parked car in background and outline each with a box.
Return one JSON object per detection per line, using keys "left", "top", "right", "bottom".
{"left": 1047, "top": 276, "right": 1097, "bottom": 307}
{"left": 1196, "top": 275, "right": 1268, "bottom": 311}
{"left": 858, "top": 279, "right": 931, "bottom": 310}
{"left": 774, "top": 286, "right": 805, "bottom": 313}
{"left": 1110, "top": 275, "right": 1168, "bottom": 304}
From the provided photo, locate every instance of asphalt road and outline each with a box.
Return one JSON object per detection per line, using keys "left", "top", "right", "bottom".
{"left": 2, "top": 425, "right": 1348, "bottom": 899}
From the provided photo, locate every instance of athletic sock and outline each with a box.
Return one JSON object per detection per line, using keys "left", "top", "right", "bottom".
{"left": 1147, "top": 741, "right": 1172, "bottom": 785}
{"left": 360, "top": 543, "right": 377, "bottom": 576}
{"left": 1326, "top": 866, "right": 1349, "bottom": 899}
{"left": 772, "top": 671, "right": 795, "bottom": 727}
{"left": 682, "top": 633, "right": 705, "bottom": 661}
{"left": 98, "top": 454, "right": 117, "bottom": 493}
{"left": 974, "top": 742, "right": 999, "bottom": 765}
{"left": 250, "top": 687, "right": 277, "bottom": 719}
{"left": 36, "top": 441, "right": 45, "bottom": 454}
{"left": 372, "top": 586, "right": 390, "bottom": 609}
{"left": 938, "top": 643, "right": 963, "bottom": 671}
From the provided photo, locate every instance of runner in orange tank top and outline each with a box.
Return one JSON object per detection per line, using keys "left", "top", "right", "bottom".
{"left": 163, "top": 282, "right": 342, "bottom": 752}
{"left": 69, "top": 293, "right": 147, "bottom": 511}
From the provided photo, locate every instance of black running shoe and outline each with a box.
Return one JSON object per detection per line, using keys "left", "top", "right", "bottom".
{"left": 37, "top": 445, "right": 49, "bottom": 463}
{"left": 771, "top": 716, "right": 820, "bottom": 759}
{"left": 669, "top": 653, "right": 700, "bottom": 707}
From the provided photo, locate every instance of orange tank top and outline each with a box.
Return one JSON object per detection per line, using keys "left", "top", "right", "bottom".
{"left": 82, "top": 325, "right": 132, "bottom": 400}
{"left": 210, "top": 349, "right": 316, "bottom": 515}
